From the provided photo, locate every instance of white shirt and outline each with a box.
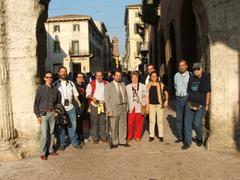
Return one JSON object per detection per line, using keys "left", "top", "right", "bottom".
{"left": 145, "top": 75, "right": 150, "bottom": 85}
{"left": 113, "top": 80, "right": 125, "bottom": 102}
{"left": 86, "top": 80, "right": 105, "bottom": 103}
{"left": 174, "top": 71, "right": 190, "bottom": 97}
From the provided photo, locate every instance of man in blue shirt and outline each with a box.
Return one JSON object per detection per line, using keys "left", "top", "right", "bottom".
{"left": 174, "top": 59, "right": 190, "bottom": 143}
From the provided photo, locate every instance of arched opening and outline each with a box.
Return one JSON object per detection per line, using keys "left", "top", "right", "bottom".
{"left": 159, "top": 34, "right": 168, "bottom": 85}
{"left": 165, "top": 24, "right": 177, "bottom": 94}
{"left": 181, "top": 0, "right": 199, "bottom": 68}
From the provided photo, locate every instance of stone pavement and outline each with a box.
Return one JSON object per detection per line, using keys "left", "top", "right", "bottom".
{"left": 1, "top": 107, "right": 240, "bottom": 180}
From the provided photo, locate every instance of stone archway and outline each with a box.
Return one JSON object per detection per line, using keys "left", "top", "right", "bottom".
{"left": 180, "top": 0, "right": 199, "bottom": 68}
{"left": 165, "top": 24, "right": 177, "bottom": 94}
{"left": 159, "top": 34, "right": 168, "bottom": 85}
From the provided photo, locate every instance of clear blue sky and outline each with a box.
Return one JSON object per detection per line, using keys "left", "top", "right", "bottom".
{"left": 49, "top": 0, "right": 141, "bottom": 55}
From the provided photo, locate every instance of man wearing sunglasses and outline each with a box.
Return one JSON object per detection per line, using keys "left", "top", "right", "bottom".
{"left": 34, "top": 71, "right": 61, "bottom": 160}
{"left": 182, "top": 63, "right": 211, "bottom": 150}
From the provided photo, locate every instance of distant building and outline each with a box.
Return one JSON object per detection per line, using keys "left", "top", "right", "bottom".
{"left": 111, "top": 36, "right": 120, "bottom": 70}
{"left": 124, "top": 4, "right": 143, "bottom": 71}
{"left": 45, "top": 14, "right": 111, "bottom": 76}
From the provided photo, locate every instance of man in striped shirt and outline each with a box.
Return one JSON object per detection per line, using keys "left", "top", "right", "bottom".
{"left": 53, "top": 66, "right": 82, "bottom": 150}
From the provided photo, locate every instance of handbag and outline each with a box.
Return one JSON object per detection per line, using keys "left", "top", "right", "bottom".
{"left": 188, "top": 101, "right": 202, "bottom": 111}
{"left": 137, "top": 94, "right": 147, "bottom": 116}
{"left": 159, "top": 82, "right": 166, "bottom": 106}
{"left": 140, "top": 104, "right": 147, "bottom": 116}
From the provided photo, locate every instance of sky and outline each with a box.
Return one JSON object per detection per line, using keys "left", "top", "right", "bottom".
{"left": 48, "top": 0, "right": 142, "bottom": 55}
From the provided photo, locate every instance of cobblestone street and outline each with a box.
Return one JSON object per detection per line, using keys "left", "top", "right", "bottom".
{"left": 1, "top": 107, "right": 240, "bottom": 180}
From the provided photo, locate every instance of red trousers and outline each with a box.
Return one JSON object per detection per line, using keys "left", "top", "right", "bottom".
{"left": 127, "top": 111, "right": 144, "bottom": 140}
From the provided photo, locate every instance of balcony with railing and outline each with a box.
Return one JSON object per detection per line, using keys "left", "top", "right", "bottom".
{"left": 69, "top": 49, "right": 92, "bottom": 57}
{"left": 140, "top": 43, "right": 149, "bottom": 54}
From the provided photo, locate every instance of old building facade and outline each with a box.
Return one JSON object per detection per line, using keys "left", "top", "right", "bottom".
{"left": 124, "top": 4, "right": 144, "bottom": 71}
{"left": 142, "top": 0, "right": 240, "bottom": 150}
{"left": 45, "top": 15, "right": 111, "bottom": 76}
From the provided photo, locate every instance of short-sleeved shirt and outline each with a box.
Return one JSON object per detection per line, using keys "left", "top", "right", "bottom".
{"left": 174, "top": 71, "right": 190, "bottom": 97}
{"left": 187, "top": 73, "right": 211, "bottom": 106}
{"left": 54, "top": 80, "right": 79, "bottom": 111}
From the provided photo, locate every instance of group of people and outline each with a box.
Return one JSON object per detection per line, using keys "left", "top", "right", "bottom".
{"left": 34, "top": 59, "right": 211, "bottom": 160}
{"left": 174, "top": 60, "right": 211, "bottom": 149}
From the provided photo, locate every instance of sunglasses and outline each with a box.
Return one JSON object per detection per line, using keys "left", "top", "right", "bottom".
{"left": 193, "top": 68, "right": 200, "bottom": 71}
{"left": 45, "top": 76, "right": 53, "bottom": 79}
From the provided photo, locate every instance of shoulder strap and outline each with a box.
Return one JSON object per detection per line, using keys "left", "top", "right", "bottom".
{"left": 90, "top": 80, "right": 96, "bottom": 96}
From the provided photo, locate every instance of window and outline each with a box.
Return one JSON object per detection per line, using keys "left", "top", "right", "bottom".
{"left": 136, "top": 42, "right": 141, "bottom": 55}
{"left": 134, "top": 23, "right": 138, "bottom": 34}
{"left": 135, "top": 12, "right": 139, "bottom": 18}
{"left": 53, "top": 25, "right": 60, "bottom": 32}
{"left": 73, "top": 24, "right": 80, "bottom": 31}
{"left": 54, "top": 41, "right": 60, "bottom": 53}
{"left": 72, "top": 40, "right": 79, "bottom": 55}
{"left": 53, "top": 63, "right": 62, "bottom": 74}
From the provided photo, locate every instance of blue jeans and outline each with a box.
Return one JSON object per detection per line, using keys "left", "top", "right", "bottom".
{"left": 40, "top": 112, "right": 55, "bottom": 155}
{"left": 175, "top": 96, "right": 188, "bottom": 140}
{"left": 58, "top": 107, "right": 79, "bottom": 146}
{"left": 184, "top": 104, "right": 206, "bottom": 145}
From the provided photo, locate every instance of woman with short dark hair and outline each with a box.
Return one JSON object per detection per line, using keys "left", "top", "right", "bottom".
{"left": 126, "top": 71, "right": 146, "bottom": 142}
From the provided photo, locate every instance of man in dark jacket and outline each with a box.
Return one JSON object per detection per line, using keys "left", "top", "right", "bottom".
{"left": 34, "top": 71, "right": 61, "bottom": 160}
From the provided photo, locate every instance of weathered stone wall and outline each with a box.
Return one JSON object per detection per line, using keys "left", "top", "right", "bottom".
{"left": 204, "top": 0, "right": 240, "bottom": 150}
{"left": 158, "top": 0, "right": 240, "bottom": 150}
{"left": 0, "top": 0, "right": 49, "bottom": 160}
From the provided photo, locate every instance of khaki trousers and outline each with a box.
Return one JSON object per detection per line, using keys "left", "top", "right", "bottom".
{"left": 149, "top": 104, "right": 164, "bottom": 138}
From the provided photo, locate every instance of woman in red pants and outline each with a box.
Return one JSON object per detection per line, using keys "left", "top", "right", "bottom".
{"left": 126, "top": 71, "right": 146, "bottom": 142}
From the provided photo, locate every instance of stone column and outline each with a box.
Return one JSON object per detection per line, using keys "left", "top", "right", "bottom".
{"left": 207, "top": 31, "right": 240, "bottom": 150}
{"left": 0, "top": 0, "right": 49, "bottom": 160}
{"left": 0, "top": 0, "right": 20, "bottom": 161}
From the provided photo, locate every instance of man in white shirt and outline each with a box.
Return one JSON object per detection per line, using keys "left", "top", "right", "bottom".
{"left": 144, "top": 64, "right": 156, "bottom": 85}
{"left": 86, "top": 70, "right": 108, "bottom": 144}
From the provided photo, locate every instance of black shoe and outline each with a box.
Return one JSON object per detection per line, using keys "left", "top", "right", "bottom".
{"left": 196, "top": 139, "right": 203, "bottom": 147}
{"left": 73, "top": 144, "right": 82, "bottom": 149}
{"left": 175, "top": 139, "right": 183, "bottom": 143}
{"left": 159, "top": 137, "right": 164, "bottom": 142}
{"left": 149, "top": 137, "right": 154, "bottom": 142}
{"left": 58, "top": 146, "right": 65, "bottom": 151}
{"left": 182, "top": 143, "right": 191, "bottom": 150}
{"left": 119, "top": 144, "right": 130, "bottom": 147}
{"left": 112, "top": 145, "right": 118, "bottom": 149}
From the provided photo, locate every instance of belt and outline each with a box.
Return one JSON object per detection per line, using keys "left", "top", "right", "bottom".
{"left": 176, "top": 96, "right": 187, "bottom": 98}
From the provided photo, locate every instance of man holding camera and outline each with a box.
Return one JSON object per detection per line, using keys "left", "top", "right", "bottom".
{"left": 86, "top": 70, "right": 108, "bottom": 144}
{"left": 34, "top": 71, "right": 61, "bottom": 160}
{"left": 53, "top": 66, "right": 82, "bottom": 150}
